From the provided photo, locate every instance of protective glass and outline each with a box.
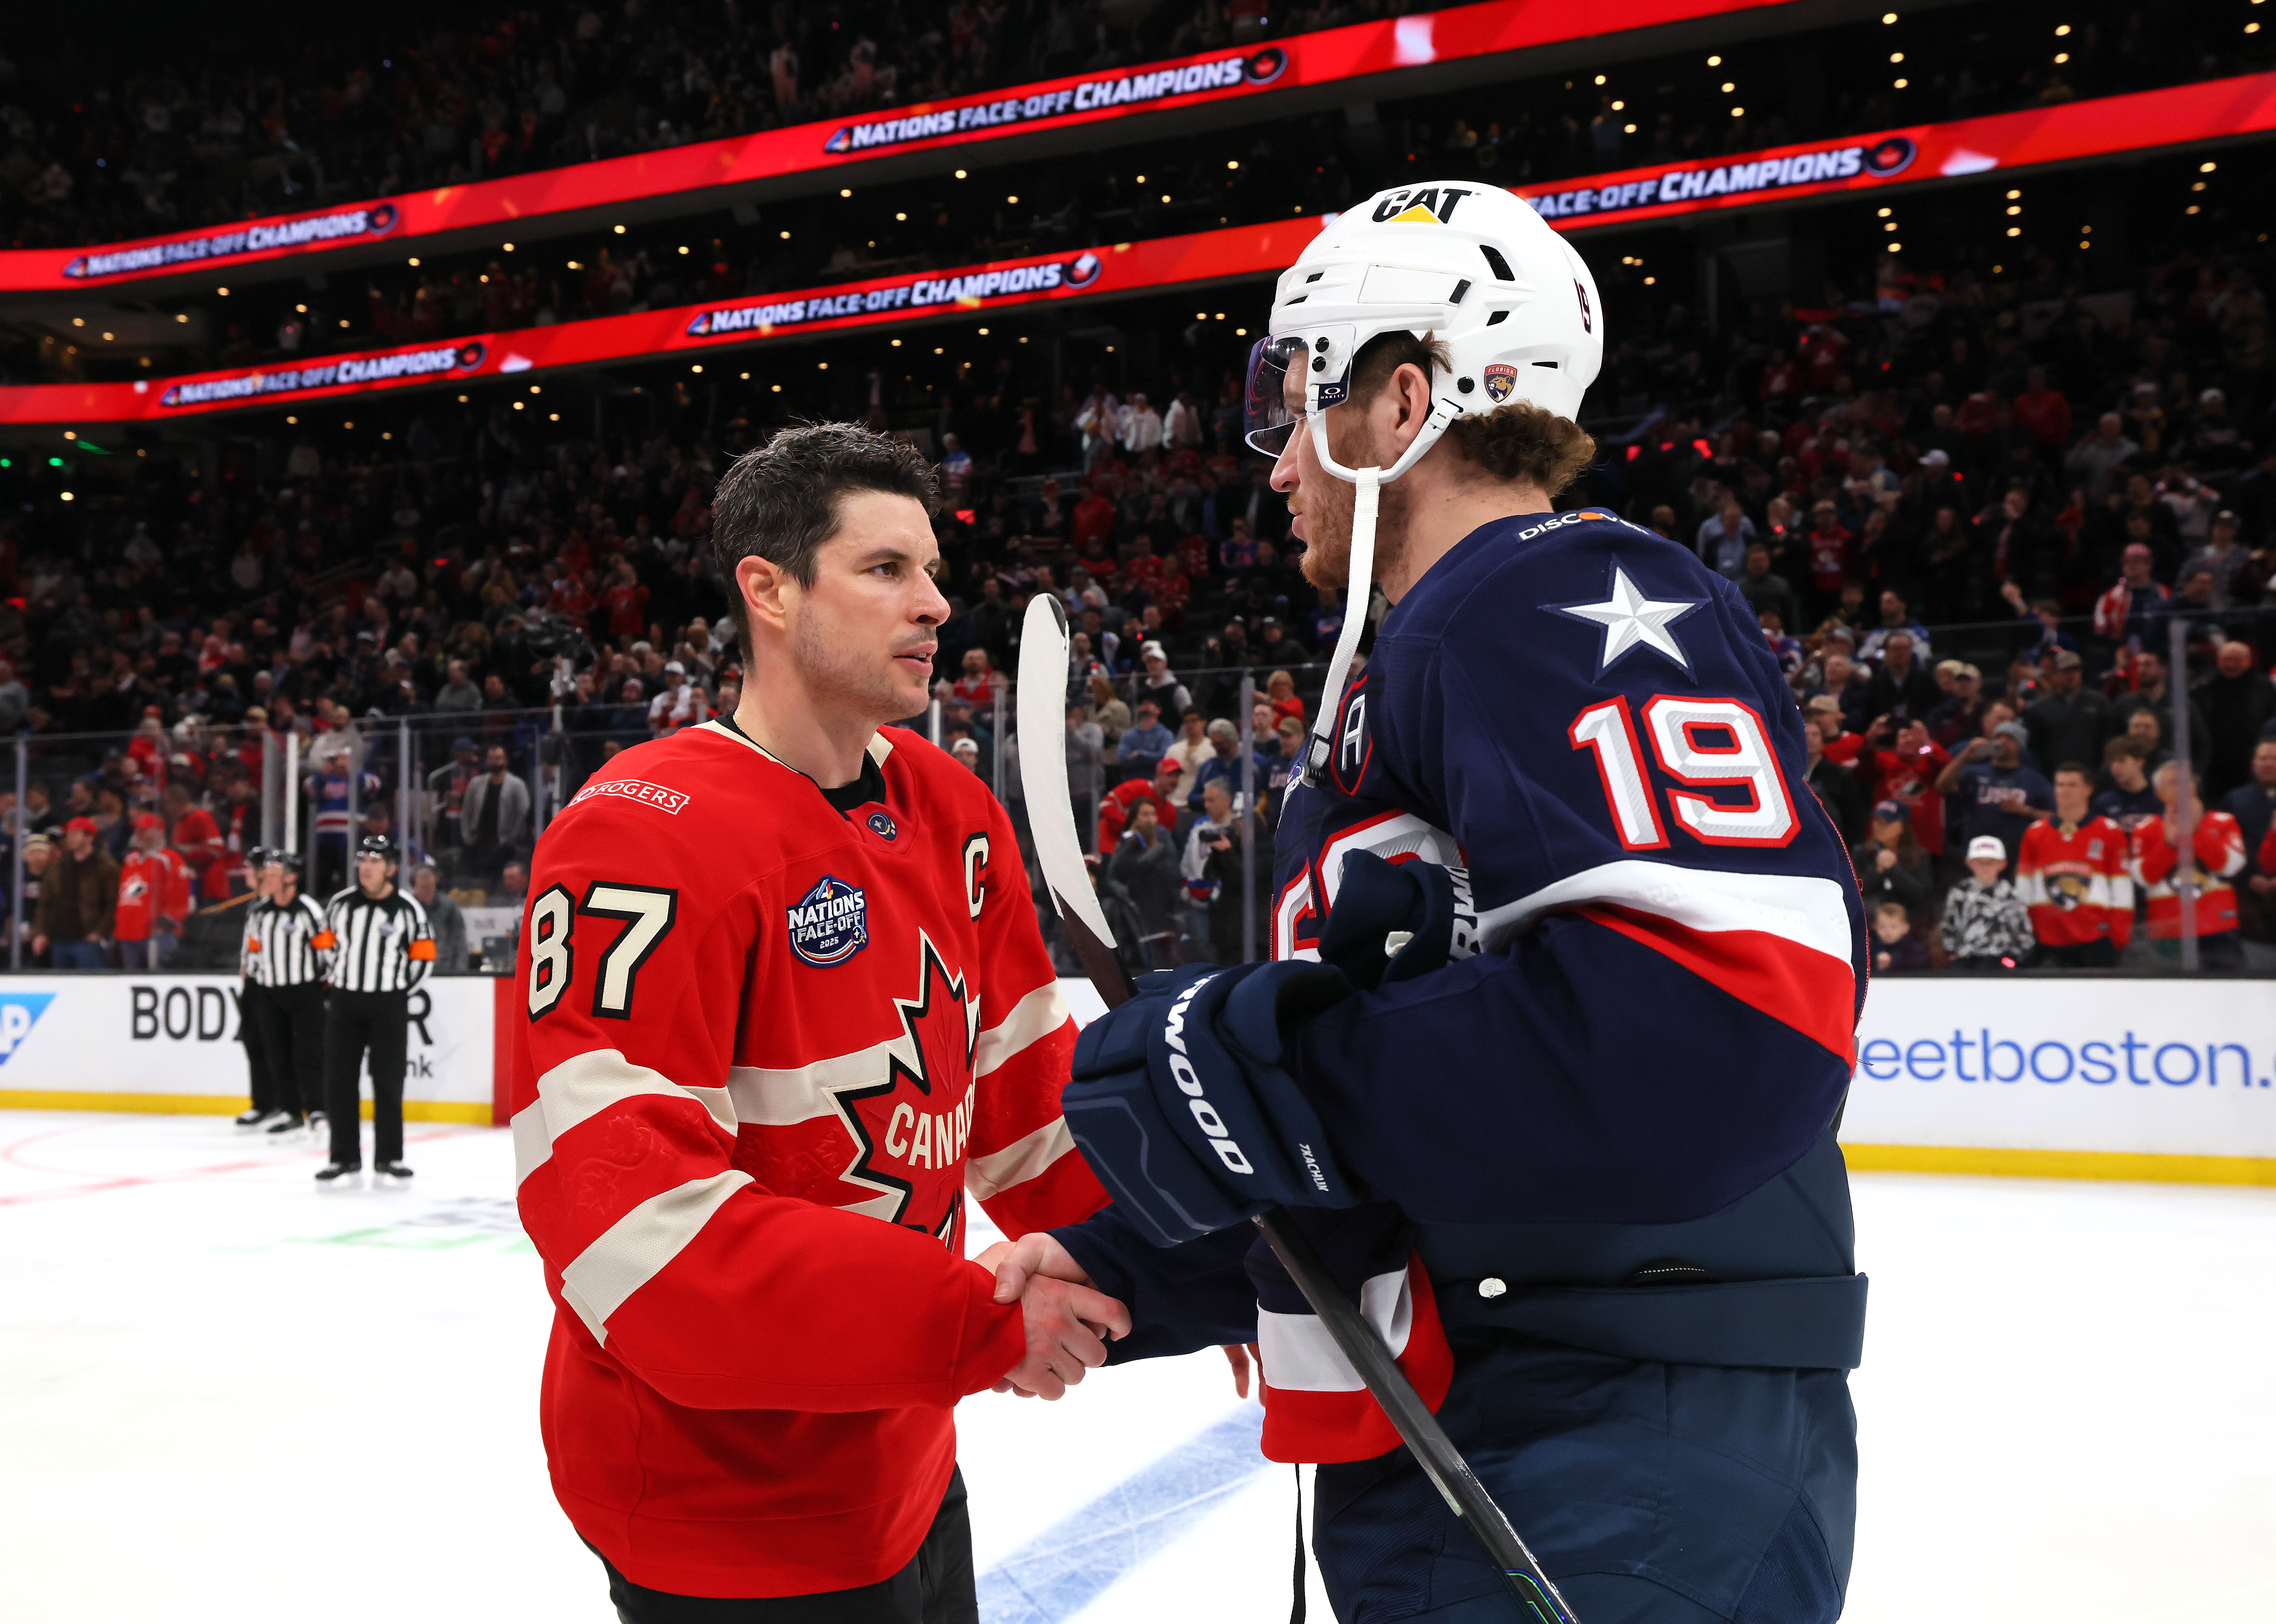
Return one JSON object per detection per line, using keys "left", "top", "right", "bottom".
{"left": 1242, "top": 330, "right": 1353, "bottom": 456}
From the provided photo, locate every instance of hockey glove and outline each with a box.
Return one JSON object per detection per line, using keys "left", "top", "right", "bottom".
{"left": 1064, "top": 961, "right": 1358, "bottom": 1248}
{"left": 1315, "top": 849, "right": 1459, "bottom": 992}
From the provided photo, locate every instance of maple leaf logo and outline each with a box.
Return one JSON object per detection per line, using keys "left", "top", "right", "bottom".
{"left": 821, "top": 932, "right": 978, "bottom": 1244}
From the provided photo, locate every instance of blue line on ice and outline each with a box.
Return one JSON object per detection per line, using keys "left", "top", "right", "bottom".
{"left": 977, "top": 1407, "right": 1273, "bottom": 1622}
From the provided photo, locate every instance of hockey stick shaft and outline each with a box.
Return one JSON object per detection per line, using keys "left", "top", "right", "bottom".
{"left": 1052, "top": 907, "right": 1575, "bottom": 1624}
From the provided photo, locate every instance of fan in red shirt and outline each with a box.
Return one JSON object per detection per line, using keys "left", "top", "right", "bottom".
{"left": 2129, "top": 761, "right": 2248, "bottom": 969}
{"left": 2016, "top": 766, "right": 2134, "bottom": 967}
{"left": 1096, "top": 758, "right": 1182, "bottom": 850}
{"left": 1863, "top": 717, "right": 1950, "bottom": 856}
{"left": 116, "top": 814, "right": 192, "bottom": 970}
{"left": 513, "top": 425, "right": 1126, "bottom": 1620}
{"left": 1803, "top": 500, "right": 1853, "bottom": 605}
{"left": 162, "top": 782, "right": 227, "bottom": 902}
{"left": 602, "top": 562, "right": 651, "bottom": 640}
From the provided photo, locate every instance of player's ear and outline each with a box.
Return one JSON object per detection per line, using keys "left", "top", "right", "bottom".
{"left": 736, "top": 553, "right": 793, "bottom": 636}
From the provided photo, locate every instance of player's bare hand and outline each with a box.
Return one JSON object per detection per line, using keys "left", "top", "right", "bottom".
{"left": 1220, "top": 1342, "right": 1263, "bottom": 1399}
{"left": 984, "top": 1231, "right": 1093, "bottom": 1302}
{"left": 995, "top": 1274, "right": 1129, "bottom": 1400}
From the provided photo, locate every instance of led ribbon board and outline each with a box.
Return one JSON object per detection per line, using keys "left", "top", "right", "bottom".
{"left": 6, "top": 71, "right": 2273, "bottom": 427}
{"left": 0, "top": 0, "right": 1802, "bottom": 294}
{"left": 1516, "top": 71, "right": 2276, "bottom": 230}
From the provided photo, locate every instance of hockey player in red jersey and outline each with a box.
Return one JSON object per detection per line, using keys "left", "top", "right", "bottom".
{"left": 511, "top": 424, "right": 1125, "bottom": 1623}
{"left": 2130, "top": 760, "right": 2248, "bottom": 969}
{"left": 2015, "top": 764, "right": 2134, "bottom": 966}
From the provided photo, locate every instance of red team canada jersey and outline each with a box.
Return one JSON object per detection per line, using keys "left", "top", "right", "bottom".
{"left": 2130, "top": 811, "right": 2246, "bottom": 938}
{"left": 115, "top": 848, "right": 191, "bottom": 941}
{"left": 2016, "top": 816, "right": 2133, "bottom": 947}
{"left": 512, "top": 721, "right": 1106, "bottom": 1598}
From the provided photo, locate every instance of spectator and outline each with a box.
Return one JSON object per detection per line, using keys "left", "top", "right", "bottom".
{"left": 951, "top": 647, "right": 1001, "bottom": 708}
{"left": 1132, "top": 643, "right": 1192, "bottom": 721}
{"left": 2016, "top": 765, "right": 2134, "bottom": 968}
{"left": 2224, "top": 735, "right": 2276, "bottom": 898}
{"left": 2130, "top": 763, "right": 2248, "bottom": 969}
{"left": 1180, "top": 778, "right": 1260, "bottom": 965}
{"left": 426, "top": 738, "right": 484, "bottom": 851}
{"left": 1117, "top": 699, "right": 1174, "bottom": 774}
{"left": 459, "top": 746, "right": 532, "bottom": 883}
{"left": 0, "top": 661, "right": 26, "bottom": 735}
{"left": 1853, "top": 800, "right": 1933, "bottom": 926}
{"left": 1856, "top": 592, "right": 1934, "bottom": 665}
{"left": 2022, "top": 650, "right": 2116, "bottom": 776}
{"left": 2092, "top": 544, "right": 2171, "bottom": 651}
{"left": 1863, "top": 717, "right": 1950, "bottom": 858}
{"left": 434, "top": 660, "right": 483, "bottom": 715}
{"left": 2064, "top": 412, "right": 2138, "bottom": 502}
{"left": 1926, "top": 662, "right": 1988, "bottom": 750}
{"left": 1186, "top": 717, "right": 1247, "bottom": 811}
{"left": 1106, "top": 797, "right": 1185, "bottom": 962}
{"left": 1065, "top": 703, "right": 1104, "bottom": 854}
{"left": 1939, "top": 836, "right": 2036, "bottom": 971}
{"left": 410, "top": 863, "right": 470, "bottom": 975}
{"left": 2178, "top": 512, "right": 2252, "bottom": 610}
{"left": 33, "top": 817, "right": 119, "bottom": 970}
{"left": 1869, "top": 902, "right": 1930, "bottom": 974}
{"left": 2196, "top": 642, "right": 2276, "bottom": 800}
{"left": 1735, "top": 545, "right": 1799, "bottom": 628}
{"left": 1801, "top": 714, "right": 1867, "bottom": 845}
{"left": 2112, "top": 650, "right": 2211, "bottom": 777}
{"left": 2093, "top": 736, "right": 2165, "bottom": 830}
{"left": 1938, "top": 720, "right": 2053, "bottom": 864}
{"left": 948, "top": 736, "right": 982, "bottom": 774}
{"left": 1160, "top": 709, "right": 1213, "bottom": 805}
{"left": 162, "top": 782, "right": 226, "bottom": 900}
{"left": 1695, "top": 495, "right": 1754, "bottom": 580}
{"left": 115, "top": 813, "right": 191, "bottom": 970}
{"left": 1863, "top": 632, "right": 1939, "bottom": 726}
{"left": 1098, "top": 759, "right": 1183, "bottom": 851}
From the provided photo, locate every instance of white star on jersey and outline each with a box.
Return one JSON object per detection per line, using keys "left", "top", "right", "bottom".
{"left": 1553, "top": 564, "right": 1701, "bottom": 673}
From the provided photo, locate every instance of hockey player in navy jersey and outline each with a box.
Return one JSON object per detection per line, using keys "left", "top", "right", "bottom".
{"left": 989, "top": 184, "right": 1869, "bottom": 1621}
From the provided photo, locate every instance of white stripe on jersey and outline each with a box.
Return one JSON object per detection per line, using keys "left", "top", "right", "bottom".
{"left": 244, "top": 894, "right": 331, "bottom": 987}
{"left": 324, "top": 887, "right": 434, "bottom": 994}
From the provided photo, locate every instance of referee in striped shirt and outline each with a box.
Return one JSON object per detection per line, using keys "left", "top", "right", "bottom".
{"left": 243, "top": 849, "right": 333, "bottom": 1134}
{"left": 316, "top": 835, "right": 435, "bottom": 1185}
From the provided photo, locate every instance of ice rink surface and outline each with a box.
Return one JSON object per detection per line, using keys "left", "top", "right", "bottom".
{"left": 2, "top": 1109, "right": 2272, "bottom": 1623}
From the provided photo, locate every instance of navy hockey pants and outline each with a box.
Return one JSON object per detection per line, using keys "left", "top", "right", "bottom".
{"left": 1311, "top": 1335, "right": 1855, "bottom": 1623}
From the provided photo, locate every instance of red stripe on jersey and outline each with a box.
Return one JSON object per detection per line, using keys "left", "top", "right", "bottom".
{"left": 1581, "top": 902, "right": 1857, "bottom": 1065}
{"left": 1259, "top": 1261, "right": 1453, "bottom": 1465}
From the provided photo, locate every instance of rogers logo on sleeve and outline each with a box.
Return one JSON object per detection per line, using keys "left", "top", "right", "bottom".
{"left": 567, "top": 778, "right": 691, "bottom": 814}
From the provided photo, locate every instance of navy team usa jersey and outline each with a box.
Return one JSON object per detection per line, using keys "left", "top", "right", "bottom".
{"left": 1276, "top": 506, "right": 1869, "bottom": 1229}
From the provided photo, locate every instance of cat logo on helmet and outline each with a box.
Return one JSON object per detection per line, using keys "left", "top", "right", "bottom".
{"left": 1575, "top": 279, "right": 1593, "bottom": 334}
{"left": 1482, "top": 363, "right": 1517, "bottom": 404}
{"left": 1369, "top": 186, "right": 1475, "bottom": 225}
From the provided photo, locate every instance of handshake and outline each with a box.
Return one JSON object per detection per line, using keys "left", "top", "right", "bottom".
{"left": 975, "top": 1233, "right": 1127, "bottom": 1400}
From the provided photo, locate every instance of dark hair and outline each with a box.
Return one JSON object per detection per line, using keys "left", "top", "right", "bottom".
{"left": 708, "top": 422, "right": 939, "bottom": 662}
{"left": 1349, "top": 330, "right": 1598, "bottom": 496}
{"left": 2054, "top": 761, "right": 2094, "bottom": 781}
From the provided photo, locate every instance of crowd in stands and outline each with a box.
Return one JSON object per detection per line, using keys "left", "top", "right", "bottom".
{"left": 3, "top": 0, "right": 2263, "bottom": 254}
{"left": 0, "top": 0, "right": 1437, "bottom": 250}
{"left": 4, "top": 201, "right": 2276, "bottom": 969}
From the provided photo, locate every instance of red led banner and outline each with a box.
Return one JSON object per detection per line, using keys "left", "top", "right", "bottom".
{"left": 1517, "top": 71, "right": 2276, "bottom": 230}
{"left": 0, "top": 0, "right": 1798, "bottom": 295}
{"left": 5, "top": 71, "right": 2273, "bottom": 428}
{"left": 0, "top": 220, "right": 1324, "bottom": 425}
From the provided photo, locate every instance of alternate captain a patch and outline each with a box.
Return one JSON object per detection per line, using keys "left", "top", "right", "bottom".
{"left": 788, "top": 875, "right": 870, "bottom": 967}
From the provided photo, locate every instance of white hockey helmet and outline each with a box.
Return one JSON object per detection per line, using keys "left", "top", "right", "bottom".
{"left": 1243, "top": 182, "right": 1604, "bottom": 788}
{"left": 1243, "top": 181, "right": 1603, "bottom": 473}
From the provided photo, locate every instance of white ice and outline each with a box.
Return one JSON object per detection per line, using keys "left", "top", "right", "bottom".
{"left": 1, "top": 1109, "right": 2271, "bottom": 1623}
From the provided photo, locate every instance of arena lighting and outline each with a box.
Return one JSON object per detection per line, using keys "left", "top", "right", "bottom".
{"left": 0, "top": 0, "right": 1813, "bottom": 296}
{"left": 12, "top": 72, "right": 2276, "bottom": 429}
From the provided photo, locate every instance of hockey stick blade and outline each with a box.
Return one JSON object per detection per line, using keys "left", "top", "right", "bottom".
{"left": 1010, "top": 595, "right": 1576, "bottom": 1622}
{"left": 1016, "top": 594, "right": 1118, "bottom": 954}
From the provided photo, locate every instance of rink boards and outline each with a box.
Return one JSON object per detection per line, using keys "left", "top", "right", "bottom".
{"left": 0, "top": 974, "right": 2268, "bottom": 1183}
{"left": 0, "top": 974, "right": 512, "bottom": 1124}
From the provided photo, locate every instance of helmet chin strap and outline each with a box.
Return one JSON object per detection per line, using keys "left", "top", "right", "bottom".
{"left": 1297, "top": 399, "right": 1456, "bottom": 789}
